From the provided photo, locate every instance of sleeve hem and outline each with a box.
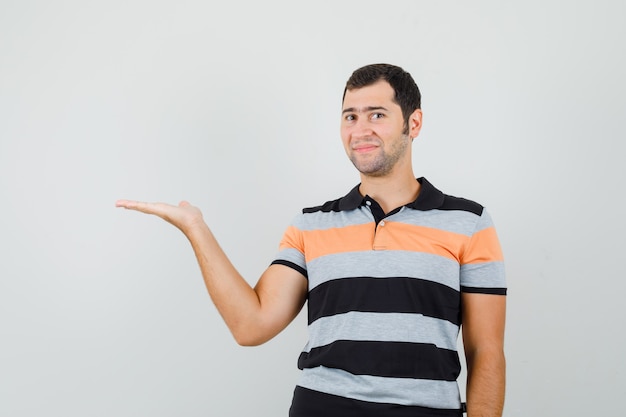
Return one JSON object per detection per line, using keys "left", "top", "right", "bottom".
{"left": 270, "top": 259, "right": 308, "bottom": 279}
{"left": 461, "top": 286, "right": 507, "bottom": 295}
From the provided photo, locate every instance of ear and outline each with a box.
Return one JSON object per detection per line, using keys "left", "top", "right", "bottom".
{"left": 409, "top": 109, "right": 423, "bottom": 139}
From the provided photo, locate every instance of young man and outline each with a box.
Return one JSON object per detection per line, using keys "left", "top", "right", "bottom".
{"left": 116, "top": 64, "right": 506, "bottom": 417}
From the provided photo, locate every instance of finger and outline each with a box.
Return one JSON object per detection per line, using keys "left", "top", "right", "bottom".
{"left": 115, "top": 199, "right": 163, "bottom": 215}
{"left": 115, "top": 199, "right": 142, "bottom": 209}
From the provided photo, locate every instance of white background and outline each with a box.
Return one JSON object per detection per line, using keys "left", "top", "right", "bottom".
{"left": 1, "top": 1, "right": 624, "bottom": 416}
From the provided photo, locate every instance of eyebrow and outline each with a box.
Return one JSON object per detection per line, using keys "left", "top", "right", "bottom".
{"left": 342, "top": 106, "right": 388, "bottom": 114}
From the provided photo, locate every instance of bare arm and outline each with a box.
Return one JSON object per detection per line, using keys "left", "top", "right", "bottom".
{"left": 116, "top": 199, "right": 308, "bottom": 346}
{"left": 461, "top": 293, "right": 506, "bottom": 417}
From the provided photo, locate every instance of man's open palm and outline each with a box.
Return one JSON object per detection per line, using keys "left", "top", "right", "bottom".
{"left": 115, "top": 199, "right": 204, "bottom": 234}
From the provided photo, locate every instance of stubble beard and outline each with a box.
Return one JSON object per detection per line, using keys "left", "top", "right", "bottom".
{"left": 350, "top": 134, "right": 411, "bottom": 178}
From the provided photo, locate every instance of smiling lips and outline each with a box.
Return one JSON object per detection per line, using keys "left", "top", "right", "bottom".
{"left": 352, "top": 141, "right": 380, "bottom": 153}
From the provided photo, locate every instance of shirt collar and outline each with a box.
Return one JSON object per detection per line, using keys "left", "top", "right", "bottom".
{"left": 338, "top": 177, "right": 445, "bottom": 211}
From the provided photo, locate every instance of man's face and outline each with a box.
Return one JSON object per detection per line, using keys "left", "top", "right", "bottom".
{"left": 341, "top": 80, "right": 416, "bottom": 178}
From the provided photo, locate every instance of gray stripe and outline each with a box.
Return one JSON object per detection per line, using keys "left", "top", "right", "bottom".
{"left": 298, "top": 366, "right": 461, "bottom": 408}
{"left": 302, "top": 311, "right": 459, "bottom": 352}
{"left": 294, "top": 207, "right": 372, "bottom": 231}
{"left": 460, "top": 261, "right": 506, "bottom": 288}
{"left": 308, "top": 251, "right": 460, "bottom": 291}
{"left": 294, "top": 205, "right": 494, "bottom": 236}
{"left": 390, "top": 207, "right": 481, "bottom": 236}
{"left": 274, "top": 248, "right": 306, "bottom": 270}
{"left": 474, "top": 208, "right": 496, "bottom": 232}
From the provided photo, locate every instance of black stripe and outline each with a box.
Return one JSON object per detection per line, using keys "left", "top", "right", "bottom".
{"left": 271, "top": 260, "right": 308, "bottom": 279}
{"left": 289, "top": 386, "right": 463, "bottom": 417}
{"left": 461, "top": 286, "right": 507, "bottom": 295}
{"left": 303, "top": 198, "right": 343, "bottom": 214}
{"left": 303, "top": 184, "right": 363, "bottom": 213}
{"left": 298, "top": 340, "right": 460, "bottom": 381}
{"left": 438, "top": 195, "right": 483, "bottom": 216}
{"left": 302, "top": 178, "right": 486, "bottom": 216}
{"left": 308, "top": 277, "right": 460, "bottom": 325}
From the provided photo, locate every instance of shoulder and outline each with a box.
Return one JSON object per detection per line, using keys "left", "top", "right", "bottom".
{"left": 301, "top": 183, "right": 362, "bottom": 214}
{"left": 439, "top": 193, "right": 484, "bottom": 217}
{"left": 302, "top": 197, "right": 344, "bottom": 214}
{"left": 295, "top": 196, "right": 349, "bottom": 231}
{"left": 414, "top": 177, "right": 485, "bottom": 217}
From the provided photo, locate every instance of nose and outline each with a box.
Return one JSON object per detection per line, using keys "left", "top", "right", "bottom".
{"left": 350, "top": 117, "right": 374, "bottom": 139}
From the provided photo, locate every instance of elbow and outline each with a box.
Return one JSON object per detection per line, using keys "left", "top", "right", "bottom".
{"left": 234, "top": 335, "right": 264, "bottom": 347}
{"left": 232, "top": 327, "right": 270, "bottom": 347}
{"left": 228, "top": 312, "right": 281, "bottom": 346}
{"left": 465, "top": 347, "right": 506, "bottom": 374}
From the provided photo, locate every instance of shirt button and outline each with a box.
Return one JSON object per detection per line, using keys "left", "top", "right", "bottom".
{"left": 380, "top": 220, "right": 385, "bottom": 226}
{"left": 366, "top": 201, "right": 371, "bottom": 206}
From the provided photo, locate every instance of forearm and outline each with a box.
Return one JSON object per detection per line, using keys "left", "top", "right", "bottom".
{"left": 185, "top": 222, "right": 264, "bottom": 344}
{"left": 116, "top": 199, "right": 305, "bottom": 346}
{"left": 465, "top": 348, "right": 506, "bottom": 417}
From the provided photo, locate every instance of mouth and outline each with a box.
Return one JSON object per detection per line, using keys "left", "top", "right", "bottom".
{"left": 352, "top": 142, "right": 379, "bottom": 153}
{"left": 354, "top": 146, "right": 377, "bottom": 154}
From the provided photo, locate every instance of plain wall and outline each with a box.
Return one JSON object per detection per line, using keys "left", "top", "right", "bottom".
{"left": 1, "top": 1, "right": 624, "bottom": 415}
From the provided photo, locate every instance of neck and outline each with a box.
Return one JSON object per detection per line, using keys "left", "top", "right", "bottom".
{"left": 358, "top": 168, "right": 420, "bottom": 214}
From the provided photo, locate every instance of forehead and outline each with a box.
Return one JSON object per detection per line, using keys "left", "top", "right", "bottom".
{"left": 342, "top": 80, "right": 397, "bottom": 110}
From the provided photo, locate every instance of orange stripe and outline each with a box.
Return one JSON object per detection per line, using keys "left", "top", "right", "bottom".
{"left": 279, "top": 222, "right": 503, "bottom": 264}
{"left": 374, "top": 222, "right": 467, "bottom": 262}
{"left": 461, "top": 226, "right": 504, "bottom": 264}
{"left": 298, "top": 222, "right": 470, "bottom": 263}
{"left": 278, "top": 225, "right": 305, "bottom": 252}
{"left": 301, "top": 223, "right": 375, "bottom": 262}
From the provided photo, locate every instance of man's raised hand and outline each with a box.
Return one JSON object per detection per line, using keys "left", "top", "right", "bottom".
{"left": 115, "top": 199, "right": 205, "bottom": 235}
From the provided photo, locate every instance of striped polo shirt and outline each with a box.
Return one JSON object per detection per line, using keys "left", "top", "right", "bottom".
{"left": 272, "top": 177, "right": 506, "bottom": 417}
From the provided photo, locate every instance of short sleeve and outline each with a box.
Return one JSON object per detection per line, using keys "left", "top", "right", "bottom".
{"left": 270, "top": 216, "right": 308, "bottom": 279}
{"left": 459, "top": 209, "right": 507, "bottom": 295}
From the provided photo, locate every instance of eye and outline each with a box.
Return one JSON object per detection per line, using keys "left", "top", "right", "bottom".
{"left": 344, "top": 114, "right": 355, "bottom": 122}
{"left": 371, "top": 112, "right": 384, "bottom": 120}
